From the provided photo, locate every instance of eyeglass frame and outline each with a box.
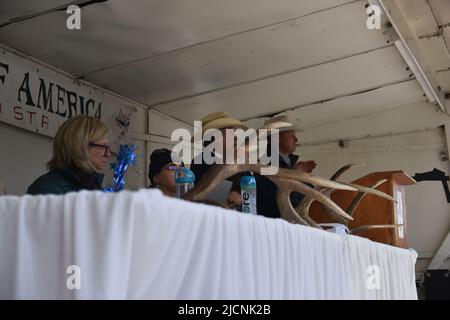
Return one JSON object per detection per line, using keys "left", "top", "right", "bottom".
{"left": 88, "top": 142, "right": 111, "bottom": 156}
{"left": 162, "top": 164, "right": 183, "bottom": 171}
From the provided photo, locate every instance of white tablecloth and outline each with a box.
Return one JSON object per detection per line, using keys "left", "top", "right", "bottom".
{"left": 0, "top": 189, "right": 417, "bottom": 299}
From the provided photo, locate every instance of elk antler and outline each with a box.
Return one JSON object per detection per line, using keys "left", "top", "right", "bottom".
{"left": 270, "top": 177, "right": 353, "bottom": 227}
{"left": 184, "top": 161, "right": 396, "bottom": 229}
{"left": 296, "top": 164, "right": 395, "bottom": 226}
{"left": 296, "top": 164, "right": 355, "bottom": 225}
{"left": 184, "top": 163, "right": 358, "bottom": 225}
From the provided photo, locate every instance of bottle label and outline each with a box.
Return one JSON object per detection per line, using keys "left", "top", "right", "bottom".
{"left": 242, "top": 191, "right": 251, "bottom": 213}
{"left": 241, "top": 189, "right": 256, "bottom": 214}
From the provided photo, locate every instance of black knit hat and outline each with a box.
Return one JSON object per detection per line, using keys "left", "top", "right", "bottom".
{"left": 148, "top": 149, "right": 182, "bottom": 184}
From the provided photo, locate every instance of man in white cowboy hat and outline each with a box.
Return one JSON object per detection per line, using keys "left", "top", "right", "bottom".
{"left": 243, "top": 113, "right": 317, "bottom": 218}
{"left": 190, "top": 111, "right": 248, "bottom": 184}
{"left": 263, "top": 113, "right": 316, "bottom": 173}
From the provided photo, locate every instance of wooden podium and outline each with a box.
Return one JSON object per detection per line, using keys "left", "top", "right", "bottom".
{"left": 309, "top": 171, "right": 416, "bottom": 248}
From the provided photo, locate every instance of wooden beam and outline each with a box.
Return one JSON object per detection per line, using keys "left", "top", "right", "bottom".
{"left": 378, "top": 0, "right": 448, "bottom": 112}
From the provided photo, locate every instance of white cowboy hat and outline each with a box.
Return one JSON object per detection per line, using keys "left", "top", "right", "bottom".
{"left": 201, "top": 111, "right": 248, "bottom": 131}
{"left": 262, "top": 113, "right": 303, "bottom": 133}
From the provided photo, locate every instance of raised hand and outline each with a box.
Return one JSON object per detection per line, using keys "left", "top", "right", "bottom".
{"left": 294, "top": 160, "right": 317, "bottom": 173}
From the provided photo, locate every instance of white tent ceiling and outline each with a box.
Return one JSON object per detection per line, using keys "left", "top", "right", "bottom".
{"left": 0, "top": 0, "right": 449, "bottom": 128}
{"left": 398, "top": 0, "right": 450, "bottom": 98}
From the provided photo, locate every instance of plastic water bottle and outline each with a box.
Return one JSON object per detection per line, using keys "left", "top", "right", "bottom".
{"left": 240, "top": 174, "right": 257, "bottom": 215}
{"left": 175, "top": 167, "right": 195, "bottom": 198}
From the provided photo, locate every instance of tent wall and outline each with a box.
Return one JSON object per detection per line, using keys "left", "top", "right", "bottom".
{"left": 0, "top": 122, "right": 52, "bottom": 195}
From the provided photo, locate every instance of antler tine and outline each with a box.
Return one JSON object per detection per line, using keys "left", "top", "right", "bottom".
{"left": 235, "top": 163, "right": 358, "bottom": 192}
{"left": 295, "top": 163, "right": 355, "bottom": 225}
{"left": 321, "top": 163, "right": 356, "bottom": 195}
{"left": 269, "top": 177, "right": 353, "bottom": 224}
{"left": 350, "top": 224, "right": 403, "bottom": 234}
{"left": 271, "top": 178, "right": 322, "bottom": 227}
{"left": 216, "top": 162, "right": 355, "bottom": 190}
{"left": 274, "top": 183, "right": 310, "bottom": 226}
{"left": 346, "top": 179, "right": 388, "bottom": 217}
{"left": 329, "top": 164, "right": 355, "bottom": 181}
{"left": 295, "top": 197, "right": 316, "bottom": 222}
{"left": 294, "top": 189, "right": 337, "bottom": 226}
{"left": 338, "top": 181, "right": 395, "bottom": 202}
{"left": 267, "top": 167, "right": 358, "bottom": 192}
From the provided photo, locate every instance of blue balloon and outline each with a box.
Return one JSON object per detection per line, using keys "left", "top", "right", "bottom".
{"left": 104, "top": 144, "right": 137, "bottom": 192}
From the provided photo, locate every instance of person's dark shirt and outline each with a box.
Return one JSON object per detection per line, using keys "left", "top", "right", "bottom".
{"left": 253, "top": 153, "right": 304, "bottom": 218}
{"left": 27, "top": 167, "right": 104, "bottom": 195}
{"left": 190, "top": 154, "right": 212, "bottom": 184}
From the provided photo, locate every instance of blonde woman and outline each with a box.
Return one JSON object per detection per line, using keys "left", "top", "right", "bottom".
{"left": 27, "top": 116, "right": 110, "bottom": 195}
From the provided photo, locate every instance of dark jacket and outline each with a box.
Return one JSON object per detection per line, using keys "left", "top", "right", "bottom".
{"left": 27, "top": 167, "right": 104, "bottom": 195}
{"left": 190, "top": 155, "right": 212, "bottom": 184}
{"left": 253, "top": 153, "right": 304, "bottom": 219}
{"left": 190, "top": 153, "right": 303, "bottom": 219}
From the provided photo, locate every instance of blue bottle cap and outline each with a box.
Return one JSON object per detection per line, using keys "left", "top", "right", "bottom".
{"left": 175, "top": 167, "right": 195, "bottom": 184}
{"left": 240, "top": 175, "right": 256, "bottom": 188}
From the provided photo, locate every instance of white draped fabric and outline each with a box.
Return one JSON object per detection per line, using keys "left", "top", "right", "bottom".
{"left": 0, "top": 189, "right": 417, "bottom": 299}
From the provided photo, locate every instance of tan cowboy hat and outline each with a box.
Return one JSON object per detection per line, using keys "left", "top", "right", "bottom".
{"left": 201, "top": 111, "right": 248, "bottom": 131}
{"left": 262, "top": 113, "right": 303, "bottom": 133}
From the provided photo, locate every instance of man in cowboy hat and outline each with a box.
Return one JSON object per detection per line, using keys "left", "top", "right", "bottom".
{"left": 263, "top": 113, "right": 316, "bottom": 173}
{"left": 190, "top": 111, "right": 252, "bottom": 209}
{"left": 190, "top": 111, "right": 248, "bottom": 183}
{"left": 248, "top": 113, "right": 316, "bottom": 217}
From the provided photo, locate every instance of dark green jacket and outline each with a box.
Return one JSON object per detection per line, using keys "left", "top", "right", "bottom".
{"left": 27, "top": 167, "right": 104, "bottom": 195}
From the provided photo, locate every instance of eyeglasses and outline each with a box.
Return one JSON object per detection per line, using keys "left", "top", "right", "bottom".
{"left": 163, "top": 165, "right": 179, "bottom": 171}
{"left": 89, "top": 142, "right": 111, "bottom": 156}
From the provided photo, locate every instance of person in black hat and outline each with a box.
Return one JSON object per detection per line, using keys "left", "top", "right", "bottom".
{"left": 148, "top": 148, "right": 182, "bottom": 197}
